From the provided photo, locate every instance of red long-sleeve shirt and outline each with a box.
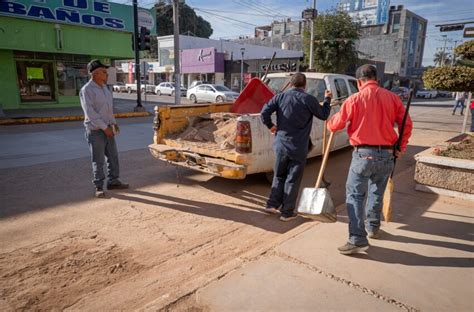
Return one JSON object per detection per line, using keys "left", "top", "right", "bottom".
{"left": 327, "top": 81, "right": 412, "bottom": 151}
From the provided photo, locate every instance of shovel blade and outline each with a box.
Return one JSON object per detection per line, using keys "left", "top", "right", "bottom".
{"left": 297, "top": 188, "right": 337, "bottom": 223}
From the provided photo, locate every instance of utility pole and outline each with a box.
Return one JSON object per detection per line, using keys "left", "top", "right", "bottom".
{"left": 451, "top": 39, "right": 462, "bottom": 66}
{"left": 240, "top": 47, "right": 245, "bottom": 92}
{"left": 173, "top": 0, "right": 181, "bottom": 105}
{"left": 439, "top": 35, "right": 449, "bottom": 66}
{"left": 309, "top": 0, "right": 316, "bottom": 70}
{"left": 132, "top": 0, "right": 143, "bottom": 111}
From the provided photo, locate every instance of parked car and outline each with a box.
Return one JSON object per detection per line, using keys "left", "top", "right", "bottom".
{"left": 416, "top": 89, "right": 438, "bottom": 99}
{"left": 437, "top": 90, "right": 453, "bottom": 98}
{"left": 155, "top": 82, "right": 187, "bottom": 97}
{"left": 189, "top": 80, "right": 211, "bottom": 89}
{"left": 125, "top": 81, "right": 155, "bottom": 93}
{"left": 187, "top": 84, "right": 240, "bottom": 103}
{"left": 391, "top": 86, "right": 410, "bottom": 101}
{"left": 112, "top": 82, "right": 127, "bottom": 93}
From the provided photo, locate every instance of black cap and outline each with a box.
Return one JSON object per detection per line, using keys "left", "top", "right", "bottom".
{"left": 87, "top": 59, "right": 109, "bottom": 73}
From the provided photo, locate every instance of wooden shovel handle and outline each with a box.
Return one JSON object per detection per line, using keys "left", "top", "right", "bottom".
{"left": 315, "top": 131, "right": 335, "bottom": 188}
{"left": 322, "top": 120, "right": 328, "bottom": 156}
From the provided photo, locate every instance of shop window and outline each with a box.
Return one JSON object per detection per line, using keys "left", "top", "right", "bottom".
{"left": 16, "top": 61, "right": 55, "bottom": 102}
{"left": 57, "top": 62, "right": 89, "bottom": 96}
{"left": 334, "top": 78, "right": 349, "bottom": 99}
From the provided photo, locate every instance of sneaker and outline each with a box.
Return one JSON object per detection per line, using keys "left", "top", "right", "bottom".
{"left": 279, "top": 213, "right": 298, "bottom": 222}
{"left": 264, "top": 207, "right": 280, "bottom": 214}
{"left": 338, "top": 242, "right": 369, "bottom": 255}
{"left": 367, "top": 230, "right": 380, "bottom": 239}
{"left": 95, "top": 187, "right": 105, "bottom": 198}
{"left": 107, "top": 181, "right": 129, "bottom": 190}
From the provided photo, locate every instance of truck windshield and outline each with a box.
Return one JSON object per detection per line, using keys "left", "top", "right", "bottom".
{"left": 266, "top": 77, "right": 327, "bottom": 102}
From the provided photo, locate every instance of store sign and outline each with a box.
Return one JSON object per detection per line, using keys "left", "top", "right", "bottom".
{"left": 261, "top": 62, "right": 298, "bottom": 72}
{"left": 0, "top": 0, "right": 156, "bottom": 33}
{"left": 181, "top": 47, "right": 224, "bottom": 74}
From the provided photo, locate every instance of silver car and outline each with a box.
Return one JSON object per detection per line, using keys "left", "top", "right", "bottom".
{"left": 187, "top": 84, "right": 240, "bottom": 103}
{"left": 155, "top": 82, "right": 187, "bottom": 96}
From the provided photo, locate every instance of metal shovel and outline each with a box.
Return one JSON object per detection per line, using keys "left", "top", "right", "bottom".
{"left": 297, "top": 131, "right": 337, "bottom": 222}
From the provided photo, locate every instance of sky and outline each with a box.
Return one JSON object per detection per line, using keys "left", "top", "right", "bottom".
{"left": 114, "top": 0, "right": 474, "bottom": 67}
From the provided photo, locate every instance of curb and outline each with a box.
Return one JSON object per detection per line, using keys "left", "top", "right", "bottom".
{"left": 0, "top": 111, "right": 152, "bottom": 126}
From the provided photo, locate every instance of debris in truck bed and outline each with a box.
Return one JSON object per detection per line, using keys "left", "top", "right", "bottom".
{"left": 169, "top": 113, "right": 239, "bottom": 149}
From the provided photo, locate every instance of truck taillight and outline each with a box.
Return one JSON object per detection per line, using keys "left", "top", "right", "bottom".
{"left": 236, "top": 121, "right": 252, "bottom": 153}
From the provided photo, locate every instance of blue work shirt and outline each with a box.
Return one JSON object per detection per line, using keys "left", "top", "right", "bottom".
{"left": 261, "top": 88, "right": 331, "bottom": 162}
{"left": 79, "top": 80, "right": 116, "bottom": 131}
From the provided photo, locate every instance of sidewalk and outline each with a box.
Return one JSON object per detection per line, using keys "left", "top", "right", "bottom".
{"left": 177, "top": 105, "right": 474, "bottom": 311}
{"left": 0, "top": 99, "right": 156, "bottom": 125}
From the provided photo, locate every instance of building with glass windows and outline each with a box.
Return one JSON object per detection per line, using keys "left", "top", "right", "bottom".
{"left": 0, "top": 0, "right": 155, "bottom": 110}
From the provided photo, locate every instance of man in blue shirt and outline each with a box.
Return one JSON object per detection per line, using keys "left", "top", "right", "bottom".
{"left": 261, "top": 73, "right": 332, "bottom": 221}
{"left": 80, "top": 59, "right": 128, "bottom": 198}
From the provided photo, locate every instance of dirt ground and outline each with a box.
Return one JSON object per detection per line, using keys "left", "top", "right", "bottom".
{"left": 0, "top": 104, "right": 465, "bottom": 310}
{"left": 438, "top": 135, "right": 474, "bottom": 160}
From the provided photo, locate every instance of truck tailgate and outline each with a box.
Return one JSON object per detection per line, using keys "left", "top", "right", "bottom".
{"left": 149, "top": 143, "right": 246, "bottom": 179}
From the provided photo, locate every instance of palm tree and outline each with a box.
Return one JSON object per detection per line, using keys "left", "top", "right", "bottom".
{"left": 433, "top": 51, "right": 452, "bottom": 66}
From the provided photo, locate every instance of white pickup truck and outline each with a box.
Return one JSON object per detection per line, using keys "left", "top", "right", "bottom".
{"left": 149, "top": 72, "right": 359, "bottom": 180}
{"left": 125, "top": 81, "right": 155, "bottom": 94}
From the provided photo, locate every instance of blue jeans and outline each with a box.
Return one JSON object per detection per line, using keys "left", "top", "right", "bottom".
{"left": 453, "top": 100, "right": 465, "bottom": 114}
{"left": 346, "top": 148, "right": 394, "bottom": 245}
{"left": 267, "top": 150, "right": 306, "bottom": 217}
{"left": 471, "top": 109, "right": 474, "bottom": 132}
{"left": 85, "top": 129, "right": 120, "bottom": 188}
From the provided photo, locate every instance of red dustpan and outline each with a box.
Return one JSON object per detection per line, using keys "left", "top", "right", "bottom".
{"left": 230, "top": 78, "right": 275, "bottom": 114}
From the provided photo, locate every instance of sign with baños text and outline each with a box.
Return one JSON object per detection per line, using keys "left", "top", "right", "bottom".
{"left": 0, "top": 0, "right": 156, "bottom": 33}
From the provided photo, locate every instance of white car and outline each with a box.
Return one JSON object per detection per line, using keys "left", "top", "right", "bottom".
{"left": 416, "top": 89, "right": 438, "bottom": 99}
{"left": 187, "top": 84, "right": 240, "bottom": 103}
{"left": 155, "top": 82, "right": 187, "bottom": 96}
{"left": 112, "top": 82, "right": 127, "bottom": 93}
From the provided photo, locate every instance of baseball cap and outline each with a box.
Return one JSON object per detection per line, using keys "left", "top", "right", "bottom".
{"left": 87, "top": 59, "right": 109, "bottom": 73}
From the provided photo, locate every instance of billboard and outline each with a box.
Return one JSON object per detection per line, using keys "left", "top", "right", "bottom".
{"left": 0, "top": 0, "right": 156, "bottom": 33}
{"left": 340, "top": 0, "right": 390, "bottom": 26}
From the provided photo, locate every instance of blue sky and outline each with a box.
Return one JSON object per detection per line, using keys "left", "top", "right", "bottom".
{"left": 116, "top": 0, "right": 474, "bottom": 66}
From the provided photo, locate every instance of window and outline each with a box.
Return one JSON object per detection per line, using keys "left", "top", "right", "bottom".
{"left": 57, "top": 62, "right": 88, "bottom": 96}
{"left": 348, "top": 80, "right": 359, "bottom": 93}
{"left": 306, "top": 79, "right": 327, "bottom": 102}
{"left": 392, "top": 13, "right": 401, "bottom": 33}
{"left": 267, "top": 77, "right": 289, "bottom": 94}
{"left": 16, "top": 61, "right": 56, "bottom": 102}
{"left": 334, "top": 78, "right": 349, "bottom": 98}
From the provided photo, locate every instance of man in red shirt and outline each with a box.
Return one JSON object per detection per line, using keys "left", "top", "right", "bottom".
{"left": 327, "top": 64, "right": 412, "bottom": 255}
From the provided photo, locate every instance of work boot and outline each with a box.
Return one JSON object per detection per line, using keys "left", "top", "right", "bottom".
{"left": 367, "top": 230, "right": 380, "bottom": 239}
{"left": 107, "top": 180, "right": 129, "bottom": 190}
{"left": 338, "top": 242, "right": 369, "bottom": 255}
{"left": 95, "top": 187, "right": 105, "bottom": 198}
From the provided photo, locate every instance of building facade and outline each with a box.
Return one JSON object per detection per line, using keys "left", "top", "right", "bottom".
{"left": 0, "top": 0, "right": 155, "bottom": 110}
{"left": 355, "top": 5, "right": 427, "bottom": 78}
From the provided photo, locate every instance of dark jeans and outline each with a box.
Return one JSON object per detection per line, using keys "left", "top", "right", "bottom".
{"left": 346, "top": 148, "right": 394, "bottom": 246}
{"left": 266, "top": 150, "right": 305, "bottom": 217}
{"left": 471, "top": 109, "right": 474, "bottom": 132}
{"left": 453, "top": 100, "right": 465, "bottom": 114}
{"left": 85, "top": 129, "right": 120, "bottom": 188}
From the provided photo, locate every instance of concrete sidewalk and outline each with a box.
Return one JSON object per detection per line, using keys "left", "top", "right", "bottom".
{"left": 0, "top": 99, "right": 156, "bottom": 125}
{"left": 191, "top": 168, "right": 474, "bottom": 311}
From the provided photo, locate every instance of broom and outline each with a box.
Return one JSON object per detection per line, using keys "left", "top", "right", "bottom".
{"left": 382, "top": 89, "right": 413, "bottom": 222}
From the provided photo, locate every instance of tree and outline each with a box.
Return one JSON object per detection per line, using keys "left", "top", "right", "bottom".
{"left": 433, "top": 50, "right": 452, "bottom": 67}
{"left": 423, "top": 40, "right": 474, "bottom": 92}
{"left": 154, "top": 3, "right": 213, "bottom": 38}
{"left": 303, "top": 10, "right": 359, "bottom": 73}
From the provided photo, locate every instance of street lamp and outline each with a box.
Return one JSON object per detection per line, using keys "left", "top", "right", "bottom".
{"left": 240, "top": 47, "right": 245, "bottom": 92}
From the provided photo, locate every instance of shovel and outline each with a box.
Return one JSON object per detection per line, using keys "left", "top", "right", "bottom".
{"left": 297, "top": 131, "right": 337, "bottom": 222}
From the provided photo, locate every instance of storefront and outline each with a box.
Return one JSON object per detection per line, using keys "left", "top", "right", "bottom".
{"left": 181, "top": 48, "right": 225, "bottom": 87}
{"left": 0, "top": 0, "right": 155, "bottom": 110}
